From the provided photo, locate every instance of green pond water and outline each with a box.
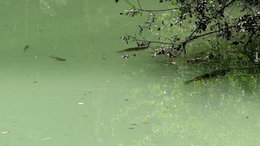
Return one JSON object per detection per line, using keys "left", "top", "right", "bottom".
{"left": 0, "top": 0, "right": 260, "bottom": 146}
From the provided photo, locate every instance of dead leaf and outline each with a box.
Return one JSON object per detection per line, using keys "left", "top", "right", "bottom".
{"left": 142, "top": 122, "right": 150, "bottom": 124}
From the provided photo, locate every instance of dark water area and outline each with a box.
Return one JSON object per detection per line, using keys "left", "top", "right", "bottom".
{"left": 0, "top": 0, "right": 259, "bottom": 146}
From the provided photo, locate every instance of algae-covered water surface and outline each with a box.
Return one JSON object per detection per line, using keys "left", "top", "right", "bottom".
{"left": 0, "top": 0, "right": 259, "bottom": 146}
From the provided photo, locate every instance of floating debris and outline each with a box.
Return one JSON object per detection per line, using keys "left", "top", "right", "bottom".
{"left": 41, "top": 137, "right": 51, "bottom": 141}
{"left": 78, "top": 102, "right": 84, "bottom": 105}
{"left": 122, "top": 54, "right": 129, "bottom": 59}
{"left": 1, "top": 130, "right": 9, "bottom": 134}
{"left": 170, "top": 61, "right": 176, "bottom": 65}
{"left": 33, "top": 81, "right": 38, "bottom": 83}
{"left": 186, "top": 53, "right": 214, "bottom": 64}
{"left": 49, "top": 55, "right": 66, "bottom": 61}
{"left": 24, "top": 45, "right": 29, "bottom": 52}
{"left": 130, "top": 123, "right": 137, "bottom": 126}
{"left": 128, "top": 127, "right": 134, "bottom": 129}
{"left": 142, "top": 122, "right": 150, "bottom": 124}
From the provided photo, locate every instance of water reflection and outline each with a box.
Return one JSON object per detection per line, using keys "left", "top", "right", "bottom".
{"left": 40, "top": 0, "right": 68, "bottom": 16}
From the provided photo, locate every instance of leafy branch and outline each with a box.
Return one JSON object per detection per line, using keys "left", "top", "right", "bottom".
{"left": 117, "top": 0, "right": 260, "bottom": 60}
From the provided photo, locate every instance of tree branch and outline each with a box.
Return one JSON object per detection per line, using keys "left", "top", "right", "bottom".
{"left": 140, "top": 8, "right": 179, "bottom": 12}
{"left": 137, "top": 0, "right": 142, "bottom": 9}
{"left": 132, "top": 37, "right": 177, "bottom": 45}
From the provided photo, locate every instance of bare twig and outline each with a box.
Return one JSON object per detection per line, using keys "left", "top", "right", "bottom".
{"left": 137, "top": 0, "right": 142, "bottom": 9}
{"left": 123, "top": 0, "right": 134, "bottom": 6}
{"left": 141, "top": 8, "right": 179, "bottom": 12}
{"left": 244, "top": 31, "right": 256, "bottom": 50}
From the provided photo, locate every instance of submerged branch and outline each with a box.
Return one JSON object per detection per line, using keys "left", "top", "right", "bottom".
{"left": 118, "top": 46, "right": 148, "bottom": 53}
{"left": 184, "top": 68, "right": 231, "bottom": 84}
{"left": 132, "top": 38, "right": 176, "bottom": 45}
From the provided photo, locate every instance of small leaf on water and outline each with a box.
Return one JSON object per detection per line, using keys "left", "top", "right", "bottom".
{"left": 142, "top": 122, "right": 150, "bottom": 124}
{"left": 24, "top": 45, "right": 29, "bottom": 52}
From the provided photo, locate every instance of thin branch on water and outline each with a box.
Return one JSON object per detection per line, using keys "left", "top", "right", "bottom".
{"left": 140, "top": 8, "right": 179, "bottom": 12}
{"left": 132, "top": 38, "right": 176, "bottom": 45}
{"left": 137, "top": 0, "right": 142, "bottom": 9}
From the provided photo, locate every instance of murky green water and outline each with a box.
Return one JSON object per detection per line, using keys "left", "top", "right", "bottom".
{"left": 0, "top": 0, "right": 259, "bottom": 146}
